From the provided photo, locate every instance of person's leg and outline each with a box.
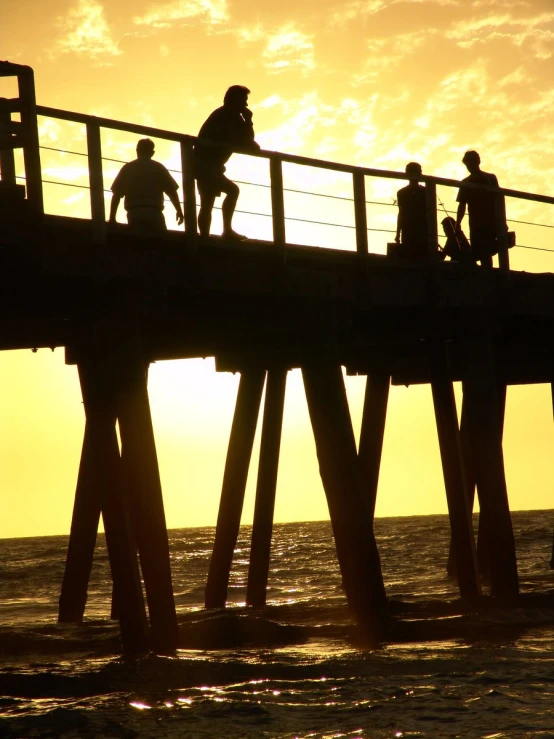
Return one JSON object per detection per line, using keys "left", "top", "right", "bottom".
{"left": 198, "top": 192, "right": 216, "bottom": 238}
{"left": 470, "top": 229, "right": 494, "bottom": 268}
{"left": 220, "top": 178, "right": 241, "bottom": 237}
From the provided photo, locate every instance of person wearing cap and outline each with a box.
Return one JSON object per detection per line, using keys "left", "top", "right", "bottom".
{"left": 455, "top": 150, "right": 507, "bottom": 268}
{"left": 109, "top": 138, "right": 184, "bottom": 235}
{"left": 394, "top": 161, "right": 428, "bottom": 259}
{"left": 193, "top": 85, "right": 260, "bottom": 241}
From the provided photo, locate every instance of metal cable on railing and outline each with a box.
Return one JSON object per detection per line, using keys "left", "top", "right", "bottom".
{"left": 39, "top": 145, "right": 400, "bottom": 210}
{"left": 28, "top": 143, "right": 554, "bottom": 254}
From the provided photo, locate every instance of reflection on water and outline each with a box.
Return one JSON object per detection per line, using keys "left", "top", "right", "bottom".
{"left": 2, "top": 512, "right": 554, "bottom": 737}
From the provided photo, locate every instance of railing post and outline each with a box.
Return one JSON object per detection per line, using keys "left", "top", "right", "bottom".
{"left": 270, "top": 156, "right": 286, "bottom": 248}
{"left": 496, "top": 189, "right": 510, "bottom": 273}
{"left": 425, "top": 180, "right": 439, "bottom": 263}
{"left": 180, "top": 139, "right": 197, "bottom": 239}
{"left": 353, "top": 170, "right": 368, "bottom": 254}
{"left": 17, "top": 66, "right": 43, "bottom": 214}
{"left": 0, "top": 100, "right": 17, "bottom": 184}
{"left": 86, "top": 121, "right": 106, "bottom": 242}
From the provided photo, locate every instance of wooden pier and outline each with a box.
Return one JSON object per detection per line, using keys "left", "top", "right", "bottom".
{"left": 3, "top": 61, "right": 554, "bottom": 652}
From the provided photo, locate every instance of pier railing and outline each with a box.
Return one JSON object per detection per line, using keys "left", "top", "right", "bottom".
{"left": 2, "top": 61, "right": 554, "bottom": 270}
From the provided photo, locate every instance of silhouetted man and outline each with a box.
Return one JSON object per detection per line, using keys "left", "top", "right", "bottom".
{"left": 194, "top": 85, "right": 260, "bottom": 240}
{"left": 109, "top": 138, "right": 184, "bottom": 235}
{"left": 456, "top": 150, "right": 506, "bottom": 268}
{"left": 394, "top": 161, "right": 428, "bottom": 259}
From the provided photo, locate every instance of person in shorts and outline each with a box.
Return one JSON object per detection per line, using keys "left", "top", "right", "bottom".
{"left": 109, "top": 138, "right": 183, "bottom": 235}
{"left": 456, "top": 150, "right": 507, "bottom": 268}
{"left": 194, "top": 85, "right": 260, "bottom": 240}
{"left": 394, "top": 162, "right": 428, "bottom": 260}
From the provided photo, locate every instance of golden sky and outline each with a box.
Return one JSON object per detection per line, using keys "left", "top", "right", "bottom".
{"left": 2, "top": 0, "right": 554, "bottom": 538}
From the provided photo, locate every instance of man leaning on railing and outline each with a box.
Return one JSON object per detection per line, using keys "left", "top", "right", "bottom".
{"left": 193, "top": 85, "right": 260, "bottom": 241}
{"left": 108, "top": 138, "right": 184, "bottom": 236}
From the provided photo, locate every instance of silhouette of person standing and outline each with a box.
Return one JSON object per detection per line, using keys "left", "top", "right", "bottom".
{"left": 395, "top": 162, "right": 428, "bottom": 259}
{"left": 109, "top": 138, "right": 184, "bottom": 235}
{"left": 194, "top": 85, "right": 260, "bottom": 240}
{"left": 456, "top": 150, "right": 506, "bottom": 268}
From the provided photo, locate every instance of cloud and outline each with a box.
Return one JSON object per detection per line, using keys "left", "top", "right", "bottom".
{"left": 133, "top": 0, "right": 228, "bottom": 28}
{"left": 331, "top": 0, "right": 457, "bottom": 24}
{"left": 351, "top": 29, "right": 435, "bottom": 84}
{"left": 262, "top": 25, "right": 315, "bottom": 72}
{"left": 54, "top": 0, "right": 121, "bottom": 59}
{"left": 447, "top": 10, "right": 554, "bottom": 58}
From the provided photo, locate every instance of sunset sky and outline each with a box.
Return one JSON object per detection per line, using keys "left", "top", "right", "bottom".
{"left": 2, "top": 0, "right": 554, "bottom": 539}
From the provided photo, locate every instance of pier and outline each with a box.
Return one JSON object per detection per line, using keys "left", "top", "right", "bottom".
{"left": 3, "top": 61, "right": 554, "bottom": 653}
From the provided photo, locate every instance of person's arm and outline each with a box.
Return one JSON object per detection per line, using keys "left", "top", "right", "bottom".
{"left": 236, "top": 108, "right": 260, "bottom": 152}
{"left": 167, "top": 188, "right": 184, "bottom": 225}
{"left": 456, "top": 200, "right": 466, "bottom": 227}
{"left": 490, "top": 173, "right": 508, "bottom": 231}
{"left": 109, "top": 167, "right": 125, "bottom": 223}
{"left": 109, "top": 193, "right": 121, "bottom": 223}
{"left": 395, "top": 190, "right": 402, "bottom": 242}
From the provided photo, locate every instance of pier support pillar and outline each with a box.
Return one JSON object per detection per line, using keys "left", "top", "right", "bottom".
{"left": 246, "top": 368, "right": 287, "bottom": 608}
{"left": 447, "top": 384, "right": 507, "bottom": 580}
{"left": 428, "top": 341, "right": 481, "bottom": 601}
{"left": 205, "top": 368, "right": 266, "bottom": 609}
{"left": 58, "top": 422, "right": 102, "bottom": 623}
{"left": 302, "top": 362, "right": 388, "bottom": 645}
{"left": 75, "top": 355, "right": 149, "bottom": 654}
{"left": 550, "top": 383, "right": 554, "bottom": 569}
{"left": 358, "top": 369, "right": 390, "bottom": 520}
{"left": 116, "top": 332, "right": 180, "bottom": 653}
{"left": 462, "top": 337, "right": 518, "bottom": 600}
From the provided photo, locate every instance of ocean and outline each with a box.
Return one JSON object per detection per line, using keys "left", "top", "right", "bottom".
{"left": 2, "top": 511, "right": 554, "bottom": 739}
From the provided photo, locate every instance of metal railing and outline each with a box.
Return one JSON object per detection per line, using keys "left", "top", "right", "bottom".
{"left": 1, "top": 66, "right": 554, "bottom": 270}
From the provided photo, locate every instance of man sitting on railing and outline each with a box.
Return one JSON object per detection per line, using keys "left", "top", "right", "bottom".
{"left": 108, "top": 138, "right": 184, "bottom": 236}
{"left": 193, "top": 85, "right": 260, "bottom": 241}
{"left": 394, "top": 162, "right": 428, "bottom": 259}
{"left": 456, "top": 150, "right": 507, "bottom": 268}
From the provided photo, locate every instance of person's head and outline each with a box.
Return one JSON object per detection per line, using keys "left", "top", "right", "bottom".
{"left": 405, "top": 161, "right": 422, "bottom": 184}
{"left": 441, "top": 216, "right": 457, "bottom": 237}
{"left": 462, "top": 150, "right": 480, "bottom": 173}
{"left": 136, "top": 138, "right": 155, "bottom": 159}
{"left": 224, "top": 85, "right": 250, "bottom": 111}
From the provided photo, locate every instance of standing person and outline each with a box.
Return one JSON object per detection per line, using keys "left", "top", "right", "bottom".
{"left": 194, "top": 85, "right": 260, "bottom": 240}
{"left": 109, "top": 138, "right": 183, "bottom": 235}
{"left": 394, "top": 162, "right": 428, "bottom": 259}
{"left": 455, "top": 150, "right": 507, "bottom": 268}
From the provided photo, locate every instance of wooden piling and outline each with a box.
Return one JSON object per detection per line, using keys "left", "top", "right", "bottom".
{"left": 461, "top": 337, "right": 518, "bottom": 600}
{"left": 58, "top": 422, "right": 102, "bottom": 623}
{"left": 302, "top": 362, "right": 388, "bottom": 645}
{"left": 116, "top": 332, "right": 180, "bottom": 653}
{"left": 75, "top": 356, "right": 149, "bottom": 654}
{"left": 358, "top": 369, "right": 390, "bottom": 520}
{"left": 446, "top": 382, "right": 507, "bottom": 581}
{"left": 205, "top": 368, "right": 266, "bottom": 609}
{"left": 428, "top": 340, "right": 481, "bottom": 600}
{"left": 550, "top": 383, "right": 554, "bottom": 570}
{"left": 246, "top": 368, "right": 287, "bottom": 608}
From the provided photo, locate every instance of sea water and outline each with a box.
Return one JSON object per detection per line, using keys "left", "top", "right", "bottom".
{"left": 2, "top": 512, "right": 554, "bottom": 738}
